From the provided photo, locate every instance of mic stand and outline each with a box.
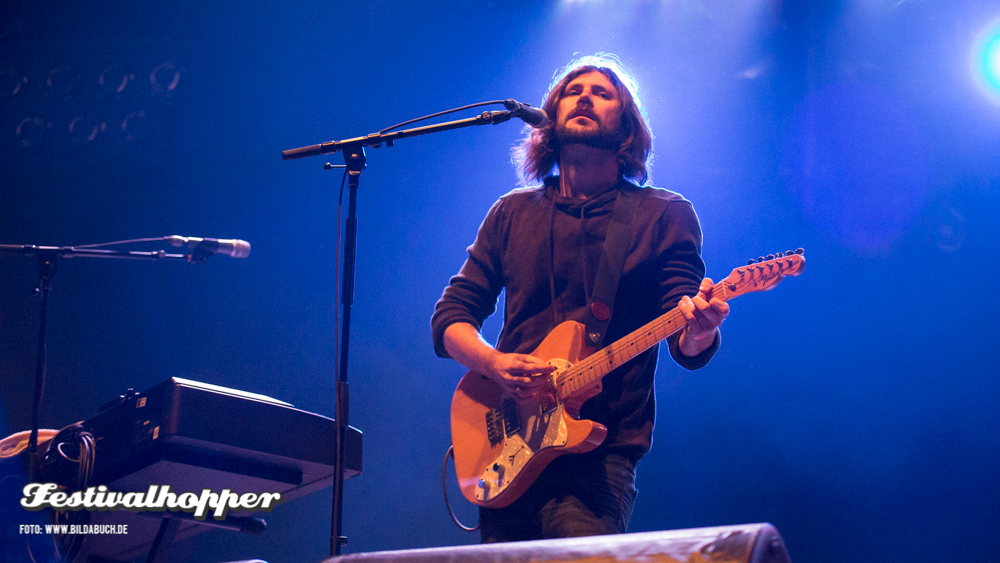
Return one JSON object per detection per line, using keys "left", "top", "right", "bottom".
{"left": 29, "top": 250, "right": 55, "bottom": 483}
{"left": 0, "top": 244, "right": 200, "bottom": 480}
{"left": 282, "top": 109, "right": 516, "bottom": 556}
{"left": 330, "top": 147, "right": 364, "bottom": 555}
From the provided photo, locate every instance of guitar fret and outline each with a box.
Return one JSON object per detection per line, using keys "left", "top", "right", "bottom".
{"left": 558, "top": 284, "right": 737, "bottom": 400}
{"left": 562, "top": 318, "right": 671, "bottom": 399}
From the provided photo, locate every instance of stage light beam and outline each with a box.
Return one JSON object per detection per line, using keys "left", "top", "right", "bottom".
{"left": 974, "top": 22, "right": 1000, "bottom": 100}
{"left": 984, "top": 36, "right": 1000, "bottom": 88}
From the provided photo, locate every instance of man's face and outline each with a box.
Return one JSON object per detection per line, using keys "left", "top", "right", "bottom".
{"left": 554, "top": 71, "right": 624, "bottom": 150}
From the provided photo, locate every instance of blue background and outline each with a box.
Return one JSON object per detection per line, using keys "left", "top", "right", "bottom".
{"left": 1, "top": 1, "right": 998, "bottom": 561}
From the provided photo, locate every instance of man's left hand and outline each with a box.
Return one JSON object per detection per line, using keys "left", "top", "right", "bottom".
{"left": 678, "top": 278, "right": 729, "bottom": 356}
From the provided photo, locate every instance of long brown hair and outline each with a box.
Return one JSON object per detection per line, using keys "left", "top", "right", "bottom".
{"left": 513, "top": 55, "right": 653, "bottom": 185}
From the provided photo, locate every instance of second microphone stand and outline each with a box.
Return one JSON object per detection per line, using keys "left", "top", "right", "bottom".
{"left": 0, "top": 245, "right": 193, "bottom": 482}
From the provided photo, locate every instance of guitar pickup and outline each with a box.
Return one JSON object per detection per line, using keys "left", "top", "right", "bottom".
{"left": 501, "top": 397, "right": 520, "bottom": 437}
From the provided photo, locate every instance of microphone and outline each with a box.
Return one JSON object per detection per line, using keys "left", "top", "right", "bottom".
{"left": 504, "top": 99, "right": 549, "bottom": 128}
{"left": 164, "top": 236, "right": 251, "bottom": 259}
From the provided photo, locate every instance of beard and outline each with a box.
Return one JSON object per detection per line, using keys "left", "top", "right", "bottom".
{"left": 554, "top": 119, "right": 624, "bottom": 151}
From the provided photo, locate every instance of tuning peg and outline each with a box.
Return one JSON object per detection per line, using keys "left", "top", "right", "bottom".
{"left": 757, "top": 256, "right": 765, "bottom": 263}
{"left": 748, "top": 258, "right": 756, "bottom": 264}
{"left": 784, "top": 250, "right": 794, "bottom": 256}
{"left": 766, "top": 254, "right": 775, "bottom": 260}
{"left": 795, "top": 248, "right": 804, "bottom": 255}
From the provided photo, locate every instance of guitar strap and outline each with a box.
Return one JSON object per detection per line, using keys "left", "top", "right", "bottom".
{"left": 585, "top": 183, "right": 641, "bottom": 347}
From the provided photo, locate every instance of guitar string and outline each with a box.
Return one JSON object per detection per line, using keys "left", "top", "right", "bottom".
{"left": 553, "top": 259, "right": 800, "bottom": 396}
{"left": 563, "top": 258, "right": 799, "bottom": 388}
{"left": 555, "top": 306, "right": 686, "bottom": 395}
{"left": 557, "top": 278, "right": 717, "bottom": 390}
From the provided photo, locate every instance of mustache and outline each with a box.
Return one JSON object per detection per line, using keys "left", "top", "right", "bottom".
{"left": 568, "top": 107, "right": 599, "bottom": 122}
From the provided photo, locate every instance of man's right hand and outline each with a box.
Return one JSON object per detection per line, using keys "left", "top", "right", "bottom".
{"left": 443, "top": 323, "right": 555, "bottom": 401}
{"left": 484, "top": 353, "right": 555, "bottom": 400}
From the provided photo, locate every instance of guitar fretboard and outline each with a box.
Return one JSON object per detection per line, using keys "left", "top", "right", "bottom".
{"left": 554, "top": 282, "right": 729, "bottom": 399}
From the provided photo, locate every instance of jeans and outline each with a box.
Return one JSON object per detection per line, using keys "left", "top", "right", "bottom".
{"left": 479, "top": 450, "right": 638, "bottom": 543}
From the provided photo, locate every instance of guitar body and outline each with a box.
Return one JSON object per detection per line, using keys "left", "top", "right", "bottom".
{"left": 450, "top": 320, "right": 608, "bottom": 508}
{"left": 449, "top": 250, "right": 805, "bottom": 509}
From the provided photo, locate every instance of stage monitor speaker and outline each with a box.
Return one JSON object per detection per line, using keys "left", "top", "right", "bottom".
{"left": 323, "top": 523, "right": 791, "bottom": 563}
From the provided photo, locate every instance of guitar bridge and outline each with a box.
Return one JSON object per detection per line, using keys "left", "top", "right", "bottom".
{"left": 485, "top": 408, "right": 503, "bottom": 447}
{"left": 539, "top": 392, "right": 557, "bottom": 415}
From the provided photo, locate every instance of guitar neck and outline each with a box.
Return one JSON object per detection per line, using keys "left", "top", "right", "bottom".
{"left": 553, "top": 251, "right": 804, "bottom": 400}
{"left": 555, "top": 281, "right": 731, "bottom": 399}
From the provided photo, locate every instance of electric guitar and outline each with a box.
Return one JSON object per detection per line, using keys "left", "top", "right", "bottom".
{"left": 450, "top": 249, "right": 806, "bottom": 508}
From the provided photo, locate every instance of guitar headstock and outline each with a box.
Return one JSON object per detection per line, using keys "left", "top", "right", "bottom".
{"left": 715, "top": 248, "right": 805, "bottom": 300}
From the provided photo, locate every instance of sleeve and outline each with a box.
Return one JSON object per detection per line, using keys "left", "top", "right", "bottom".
{"left": 430, "top": 198, "right": 507, "bottom": 359}
{"left": 658, "top": 199, "right": 721, "bottom": 370}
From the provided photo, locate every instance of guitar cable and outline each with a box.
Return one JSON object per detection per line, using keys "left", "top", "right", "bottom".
{"left": 442, "top": 445, "right": 479, "bottom": 531}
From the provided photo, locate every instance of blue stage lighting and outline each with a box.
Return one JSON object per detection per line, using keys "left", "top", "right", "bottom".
{"left": 984, "top": 36, "right": 1000, "bottom": 87}
{"left": 975, "top": 23, "right": 1000, "bottom": 99}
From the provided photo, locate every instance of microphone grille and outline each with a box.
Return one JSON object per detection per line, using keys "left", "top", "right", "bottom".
{"left": 231, "top": 240, "right": 251, "bottom": 259}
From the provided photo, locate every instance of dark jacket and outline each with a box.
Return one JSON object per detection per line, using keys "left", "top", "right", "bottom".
{"left": 432, "top": 177, "right": 719, "bottom": 460}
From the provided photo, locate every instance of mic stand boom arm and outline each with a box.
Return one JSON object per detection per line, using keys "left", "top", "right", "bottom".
{"left": 0, "top": 245, "right": 193, "bottom": 261}
{"left": 281, "top": 110, "right": 513, "bottom": 161}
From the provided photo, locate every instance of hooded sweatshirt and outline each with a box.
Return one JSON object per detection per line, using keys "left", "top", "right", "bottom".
{"left": 432, "top": 177, "right": 719, "bottom": 461}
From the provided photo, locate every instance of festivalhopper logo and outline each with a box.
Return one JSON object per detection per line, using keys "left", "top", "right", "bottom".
{"left": 20, "top": 483, "right": 284, "bottom": 521}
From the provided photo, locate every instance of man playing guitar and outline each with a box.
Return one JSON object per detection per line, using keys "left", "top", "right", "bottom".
{"left": 432, "top": 55, "right": 728, "bottom": 542}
